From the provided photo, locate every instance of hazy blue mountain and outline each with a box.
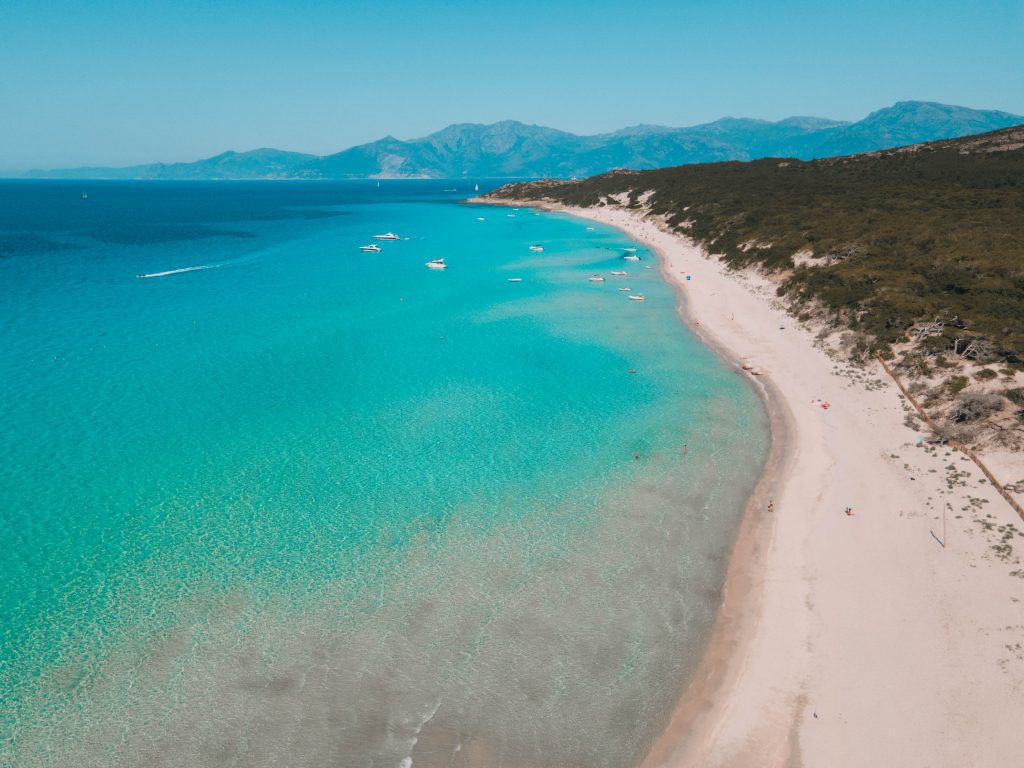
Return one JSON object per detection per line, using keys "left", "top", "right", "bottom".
{"left": 782, "top": 101, "right": 1024, "bottom": 158}
{"left": 24, "top": 101, "right": 1023, "bottom": 180}
{"left": 313, "top": 121, "right": 594, "bottom": 179}
{"left": 30, "top": 148, "right": 319, "bottom": 181}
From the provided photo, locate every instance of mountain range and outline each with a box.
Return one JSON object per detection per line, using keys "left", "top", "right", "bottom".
{"left": 24, "top": 101, "right": 1023, "bottom": 181}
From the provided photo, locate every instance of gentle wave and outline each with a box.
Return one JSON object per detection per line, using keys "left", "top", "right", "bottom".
{"left": 137, "top": 264, "right": 218, "bottom": 279}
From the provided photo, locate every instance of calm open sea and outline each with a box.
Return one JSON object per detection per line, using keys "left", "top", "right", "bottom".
{"left": 0, "top": 180, "right": 768, "bottom": 767}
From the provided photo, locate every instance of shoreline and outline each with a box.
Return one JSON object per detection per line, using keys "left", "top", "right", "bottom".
{"left": 470, "top": 196, "right": 1024, "bottom": 767}
{"left": 474, "top": 196, "right": 800, "bottom": 764}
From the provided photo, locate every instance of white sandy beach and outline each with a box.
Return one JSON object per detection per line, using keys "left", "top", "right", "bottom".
{"left": 480, "top": 199, "right": 1024, "bottom": 767}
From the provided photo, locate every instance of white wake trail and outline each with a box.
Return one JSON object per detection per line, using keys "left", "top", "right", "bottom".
{"left": 136, "top": 264, "right": 219, "bottom": 279}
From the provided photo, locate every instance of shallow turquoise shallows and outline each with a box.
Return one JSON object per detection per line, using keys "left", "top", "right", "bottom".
{"left": 0, "top": 180, "right": 768, "bottom": 768}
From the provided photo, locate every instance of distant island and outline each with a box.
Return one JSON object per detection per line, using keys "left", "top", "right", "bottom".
{"left": 22, "top": 101, "right": 1023, "bottom": 181}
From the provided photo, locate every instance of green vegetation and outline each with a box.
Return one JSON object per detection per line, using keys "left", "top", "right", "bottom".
{"left": 489, "top": 127, "right": 1024, "bottom": 369}
{"left": 948, "top": 375, "right": 971, "bottom": 395}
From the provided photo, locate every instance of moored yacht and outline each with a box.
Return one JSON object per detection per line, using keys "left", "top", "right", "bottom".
{"left": 628, "top": 294, "right": 646, "bottom": 301}
{"left": 528, "top": 244, "right": 544, "bottom": 252}
{"left": 359, "top": 244, "right": 382, "bottom": 252}
{"left": 425, "top": 258, "right": 447, "bottom": 270}
{"left": 622, "top": 254, "right": 641, "bottom": 262}
{"left": 373, "top": 232, "right": 401, "bottom": 240}
{"left": 588, "top": 275, "right": 605, "bottom": 282}
{"left": 610, "top": 270, "right": 627, "bottom": 276}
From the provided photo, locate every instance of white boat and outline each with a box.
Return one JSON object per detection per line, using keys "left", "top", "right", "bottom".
{"left": 81, "top": 192, "right": 88, "bottom": 200}
{"left": 425, "top": 258, "right": 447, "bottom": 270}
{"left": 588, "top": 275, "right": 605, "bottom": 283}
{"left": 628, "top": 294, "right": 646, "bottom": 301}
{"left": 528, "top": 245, "right": 544, "bottom": 252}
{"left": 622, "top": 254, "right": 641, "bottom": 262}
{"left": 585, "top": 226, "right": 595, "bottom": 231}
{"left": 506, "top": 214, "right": 516, "bottom": 218}
{"left": 623, "top": 246, "right": 638, "bottom": 253}
{"left": 507, "top": 277, "right": 523, "bottom": 282}
{"left": 474, "top": 183, "right": 479, "bottom": 192}
{"left": 359, "top": 244, "right": 382, "bottom": 252}
{"left": 373, "top": 232, "right": 401, "bottom": 240}
{"left": 618, "top": 287, "right": 632, "bottom": 292}
{"left": 477, "top": 217, "right": 486, "bottom": 221}
{"left": 610, "top": 270, "right": 627, "bottom": 276}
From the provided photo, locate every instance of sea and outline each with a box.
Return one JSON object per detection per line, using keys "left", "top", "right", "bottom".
{"left": 0, "top": 180, "right": 769, "bottom": 768}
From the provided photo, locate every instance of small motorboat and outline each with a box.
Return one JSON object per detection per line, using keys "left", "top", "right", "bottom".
{"left": 425, "top": 258, "right": 447, "bottom": 270}
{"left": 588, "top": 275, "right": 605, "bottom": 283}
{"left": 373, "top": 232, "right": 401, "bottom": 240}
{"left": 628, "top": 294, "right": 646, "bottom": 301}
{"left": 585, "top": 226, "right": 595, "bottom": 231}
{"left": 610, "top": 270, "right": 627, "bottom": 276}
{"left": 623, "top": 246, "right": 638, "bottom": 253}
{"left": 477, "top": 217, "right": 486, "bottom": 221}
{"left": 622, "top": 254, "right": 641, "bottom": 262}
{"left": 528, "top": 245, "right": 544, "bottom": 252}
{"left": 618, "top": 287, "right": 631, "bottom": 292}
{"left": 359, "top": 244, "right": 382, "bottom": 252}
{"left": 507, "top": 277, "right": 523, "bottom": 282}
{"left": 506, "top": 214, "right": 516, "bottom": 218}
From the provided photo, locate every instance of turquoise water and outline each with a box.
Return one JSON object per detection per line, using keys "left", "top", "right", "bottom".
{"left": 0, "top": 181, "right": 768, "bottom": 767}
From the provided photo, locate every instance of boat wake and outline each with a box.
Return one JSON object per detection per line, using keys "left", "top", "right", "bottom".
{"left": 137, "top": 264, "right": 218, "bottom": 279}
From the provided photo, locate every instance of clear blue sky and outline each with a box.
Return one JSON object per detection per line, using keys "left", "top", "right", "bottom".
{"left": 1, "top": 0, "right": 1021, "bottom": 171}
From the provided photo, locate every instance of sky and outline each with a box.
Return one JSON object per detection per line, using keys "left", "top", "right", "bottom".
{"left": 1, "top": 0, "right": 1022, "bottom": 171}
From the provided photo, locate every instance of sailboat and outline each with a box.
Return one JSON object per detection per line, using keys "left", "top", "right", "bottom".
{"left": 81, "top": 192, "right": 88, "bottom": 200}
{"left": 474, "top": 183, "right": 479, "bottom": 192}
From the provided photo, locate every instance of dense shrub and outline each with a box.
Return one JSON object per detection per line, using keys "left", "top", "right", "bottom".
{"left": 948, "top": 393, "right": 1004, "bottom": 423}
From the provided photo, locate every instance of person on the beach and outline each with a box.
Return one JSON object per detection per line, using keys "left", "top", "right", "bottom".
{"left": 845, "top": 506, "right": 853, "bottom": 516}
{"left": 635, "top": 450, "right": 639, "bottom": 461}
{"left": 683, "top": 444, "right": 688, "bottom": 457}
